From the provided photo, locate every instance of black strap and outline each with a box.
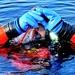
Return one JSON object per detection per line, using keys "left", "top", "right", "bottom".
{"left": 41, "top": 14, "right": 49, "bottom": 23}
{"left": 4, "top": 22, "right": 19, "bottom": 39}
{"left": 17, "top": 18, "right": 26, "bottom": 32}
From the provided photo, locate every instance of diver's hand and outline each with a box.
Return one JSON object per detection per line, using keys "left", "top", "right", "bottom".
{"left": 14, "top": 11, "right": 39, "bottom": 34}
{"left": 28, "top": 7, "right": 63, "bottom": 33}
{"left": 14, "top": 6, "right": 62, "bottom": 34}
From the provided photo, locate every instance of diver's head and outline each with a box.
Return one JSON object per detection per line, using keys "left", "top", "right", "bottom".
{"left": 36, "top": 23, "right": 45, "bottom": 38}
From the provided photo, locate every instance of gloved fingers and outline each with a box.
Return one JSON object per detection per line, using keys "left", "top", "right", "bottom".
{"left": 28, "top": 11, "right": 44, "bottom": 21}
{"left": 29, "top": 11, "right": 49, "bottom": 27}
{"left": 23, "top": 12, "right": 38, "bottom": 28}
{"left": 20, "top": 22, "right": 29, "bottom": 31}
{"left": 36, "top": 7, "right": 61, "bottom": 22}
{"left": 35, "top": 7, "right": 57, "bottom": 15}
{"left": 35, "top": 7, "right": 52, "bottom": 23}
{"left": 45, "top": 17, "right": 60, "bottom": 31}
{"left": 45, "top": 21, "right": 55, "bottom": 31}
{"left": 41, "top": 20, "right": 48, "bottom": 27}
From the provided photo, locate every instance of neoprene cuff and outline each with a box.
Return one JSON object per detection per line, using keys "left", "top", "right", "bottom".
{"left": 4, "top": 21, "right": 19, "bottom": 39}
{"left": 57, "top": 21, "right": 75, "bottom": 41}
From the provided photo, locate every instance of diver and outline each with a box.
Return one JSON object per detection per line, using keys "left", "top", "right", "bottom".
{"left": 0, "top": 6, "right": 75, "bottom": 50}
{"left": 0, "top": 6, "right": 75, "bottom": 75}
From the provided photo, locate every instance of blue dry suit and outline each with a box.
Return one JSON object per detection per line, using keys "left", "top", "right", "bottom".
{"left": 0, "top": 6, "right": 75, "bottom": 75}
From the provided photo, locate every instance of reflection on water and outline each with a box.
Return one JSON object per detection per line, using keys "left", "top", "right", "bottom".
{"left": 0, "top": 0, "right": 75, "bottom": 75}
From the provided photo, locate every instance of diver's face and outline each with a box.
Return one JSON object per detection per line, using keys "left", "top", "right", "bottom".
{"left": 36, "top": 25, "right": 45, "bottom": 38}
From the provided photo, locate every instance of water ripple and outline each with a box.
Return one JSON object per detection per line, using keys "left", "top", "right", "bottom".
{"left": 0, "top": 0, "right": 75, "bottom": 75}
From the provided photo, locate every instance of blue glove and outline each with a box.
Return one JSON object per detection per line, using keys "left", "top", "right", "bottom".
{"left": 14, "top": 11, "right": 39, "bottom": 34}
{"left": 14, "top": 7, "right": 63, "bottom": 34}
{"left": 28, "top": 7, "right": 63, "bottom": 34}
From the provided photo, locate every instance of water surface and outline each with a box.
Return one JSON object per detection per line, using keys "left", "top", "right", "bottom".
{"left": 0, "top": 0, "right": 75, "bottom": 75}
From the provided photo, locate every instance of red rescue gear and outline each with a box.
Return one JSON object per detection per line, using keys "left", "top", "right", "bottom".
{"left": 70, "top": 34, "right": 75, "bottom": 51}
{"left": 0, "top": 26, "right": 8, "bottom": 45}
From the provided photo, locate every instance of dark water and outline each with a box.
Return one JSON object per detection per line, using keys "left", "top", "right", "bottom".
{"left": 0, "top": 0, "right": 75, "bottom": 75}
